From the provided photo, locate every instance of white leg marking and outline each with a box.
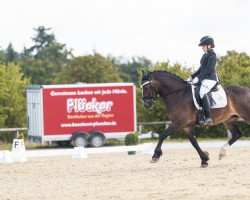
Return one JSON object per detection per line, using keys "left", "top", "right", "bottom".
{"left": 219, "top": 142, "right": 230, "bottom": 160}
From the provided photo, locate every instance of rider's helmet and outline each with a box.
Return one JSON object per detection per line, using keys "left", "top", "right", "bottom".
{"left": 198, "top": 36, "right": 215, "bottom": 48}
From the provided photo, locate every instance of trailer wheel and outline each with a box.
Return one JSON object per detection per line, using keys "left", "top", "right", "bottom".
{"left": 71, "top": 132, "right": 88, "bottom": 147}
{"left": 89, "top": 132, "right": 105, "bottom": 147}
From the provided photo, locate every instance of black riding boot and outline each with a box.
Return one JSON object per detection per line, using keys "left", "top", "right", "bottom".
{"left": 201, "top": 94, "right": 213, "bottom": 125}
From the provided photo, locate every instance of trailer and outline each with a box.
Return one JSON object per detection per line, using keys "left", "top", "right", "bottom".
{"left": 26, "top": 83, "right": 136, "bottom": 147}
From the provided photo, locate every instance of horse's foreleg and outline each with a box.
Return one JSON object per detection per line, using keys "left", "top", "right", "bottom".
{"left": 186, "top": 130, "right": 209, "bottom": 168}
{"left": 151, "top": 124, "right": 176, "bottom": 163}
{"left": 219, "top": 117, "right": 242, "bottom": 160}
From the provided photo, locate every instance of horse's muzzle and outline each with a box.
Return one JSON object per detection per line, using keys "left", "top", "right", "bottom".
{"left": 142, "top": 100, "right": 154, "bottom": 109}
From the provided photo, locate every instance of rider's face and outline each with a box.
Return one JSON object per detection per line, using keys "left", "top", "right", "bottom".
{"left": 202, "top": 45, "right": 208, "bottom": 52}
{"left": 202, "top": 44, "right": 211, "bottom": 53}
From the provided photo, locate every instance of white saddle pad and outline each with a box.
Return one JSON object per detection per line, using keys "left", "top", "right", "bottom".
{"left": 191, "top": 84, "right": 227, "bottom": 110}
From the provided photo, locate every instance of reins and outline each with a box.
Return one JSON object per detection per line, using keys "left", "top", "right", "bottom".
{"left": 164, "top": 84, "right": 190, "bottom": 97}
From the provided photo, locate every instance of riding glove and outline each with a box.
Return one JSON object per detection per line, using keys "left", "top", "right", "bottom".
{"left": 186, "top": 76, "right": 193, "bottom": 82}
{"left": 192, "top": 77, "right": 199, "bottom": 84}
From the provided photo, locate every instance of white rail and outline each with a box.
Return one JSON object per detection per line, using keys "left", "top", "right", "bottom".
{"left": 0, "top": 128, "right": 27, "bottom": 138}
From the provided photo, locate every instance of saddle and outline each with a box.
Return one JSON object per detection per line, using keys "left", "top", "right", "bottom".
{"left": 194, "top": 83, "right": 216, "bottom": 107}
{"left": 191, "top": 84, "right": 227, "bottom": 125}
{"left": 192, "top": 84, "right": 227, "bottom": 110}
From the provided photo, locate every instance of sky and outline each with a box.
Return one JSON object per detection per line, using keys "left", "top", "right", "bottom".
{"left": 1, "top": 0, "right": 250, "bottom": 67}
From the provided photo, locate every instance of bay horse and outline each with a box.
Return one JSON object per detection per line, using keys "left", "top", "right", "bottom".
{"left": 141, "top": 70, "right": 250, "bottom": 167}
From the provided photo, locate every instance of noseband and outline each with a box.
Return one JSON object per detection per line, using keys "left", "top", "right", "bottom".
{"left": 141, "top": 80, "right": 160, "bottom": 101}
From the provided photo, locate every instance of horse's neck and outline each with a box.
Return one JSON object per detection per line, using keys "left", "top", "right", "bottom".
{"left": 155, "top": 76, "right": 186, "bottom": 94}
{"left": 154, "top": 74, "right": 190, "bottom": 109}
{"left": 161, "top": 78, "right": 191, "bottom": 118}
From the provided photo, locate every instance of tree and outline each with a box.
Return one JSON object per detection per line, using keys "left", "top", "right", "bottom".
{"left": 0, "top": 63, "right": 30, "bottom": 129}
{"left": 4, "top": 43, "right": 19, "bottom": 62}
{"left": 0, "top": 50, "right": 6, "bottom": 63}
{"left": 25, "top": 26, "right": 56, "bottom": 56}
{"left": 55, "top": 53, "right": 121, "bottom": 84}
{"left": 152, "top": 61, "right": 193, "bottom": 80}
{"left": 20, "top": 55, "right": 60, "bottom": 84}
{"left": 114, "top": 56, "right": 152, "bottom": 85}
{"left": 217, "top": 51, "right": 250, "bottom": 87}
{"left": 20, "top": 26, "right": 71, "bottom": 84}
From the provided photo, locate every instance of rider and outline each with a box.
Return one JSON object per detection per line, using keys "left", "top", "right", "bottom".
{"left": 187, "top": 36, "right": 219, "bottom": 125}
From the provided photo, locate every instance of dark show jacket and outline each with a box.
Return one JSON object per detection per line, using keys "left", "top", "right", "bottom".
{"left": 191, "top": 49, "right": 218, "bottom": 81}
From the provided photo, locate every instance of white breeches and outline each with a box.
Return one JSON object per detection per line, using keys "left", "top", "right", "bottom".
{"left": 199, "top": 79, "right": 217, "bottom": 98}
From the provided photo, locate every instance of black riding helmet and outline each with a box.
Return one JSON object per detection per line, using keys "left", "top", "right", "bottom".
{"left": 198, "top": 36, "right": 215, "bottom": 48}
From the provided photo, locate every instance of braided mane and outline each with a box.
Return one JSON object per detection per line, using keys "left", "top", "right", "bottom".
{"left": 151, "top": 70, "right": 187, "bottom": 84}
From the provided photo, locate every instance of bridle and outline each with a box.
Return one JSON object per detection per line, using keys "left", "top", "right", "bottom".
{"left": 141, "top": 80, "right": 160, "bottom": 101}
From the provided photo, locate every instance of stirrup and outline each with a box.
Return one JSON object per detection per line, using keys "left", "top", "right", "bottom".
{"left": 205, "top": 118, "right": 213, "bottom": 125}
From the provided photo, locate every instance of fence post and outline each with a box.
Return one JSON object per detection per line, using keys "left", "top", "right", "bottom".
{"left": 16, "top": 130, "right": 19, "bottom": 139}
{"left": 138, "top": 125, "right": 142, "bottom": 135}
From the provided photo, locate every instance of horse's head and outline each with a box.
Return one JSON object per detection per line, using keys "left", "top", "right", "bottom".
{"left": 141, "top": 70, "right": 160, "bottom": 109}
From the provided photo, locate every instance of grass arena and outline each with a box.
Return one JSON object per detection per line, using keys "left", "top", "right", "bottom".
{"left": 0, "top": 143, "right": 250, "bottom": 200}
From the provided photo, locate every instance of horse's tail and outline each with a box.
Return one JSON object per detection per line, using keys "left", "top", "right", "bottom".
{"left": 225, "top": 85, "right": 250, "bottom": 124}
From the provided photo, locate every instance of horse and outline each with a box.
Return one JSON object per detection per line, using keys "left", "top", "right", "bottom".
{"left": 141, "top": 70, "right": 250, "bottom": 167}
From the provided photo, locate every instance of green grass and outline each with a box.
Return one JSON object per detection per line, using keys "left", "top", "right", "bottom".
{"left": 0, "top": 143, "right": 12, "bottom": 150}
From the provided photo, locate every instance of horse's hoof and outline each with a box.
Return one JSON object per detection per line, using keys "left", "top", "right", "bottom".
{"left": 201, "top": 160, "right": 208, "bottom": 168}
{"left": 201, "top": 163, "right": 208, "bottom": 168}
{"left": 219, "top": 153, "right": 226, "bottom": 160}
{"left": 150, "top": 157, "right": 160, "bottom": 163}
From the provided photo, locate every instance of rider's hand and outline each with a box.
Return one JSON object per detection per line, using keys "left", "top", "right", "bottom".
{"left": 192, "top": 77, "right": 199, "bottom": 84}
{"left": 186, "top": 76, "right": 192, "bottom": 82}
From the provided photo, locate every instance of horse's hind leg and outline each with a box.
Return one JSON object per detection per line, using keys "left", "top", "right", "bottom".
{"left": 185, "top": 129, "right": 209, "bottom": 168}
{"left": 219, "top": 116, "right": 242, "bottom": 160}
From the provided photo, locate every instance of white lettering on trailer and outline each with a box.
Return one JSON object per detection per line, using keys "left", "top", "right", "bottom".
{"left": 77, "top": 90, "right": 94, "bottom": 95}
{"left": 61, "top": 121, "right": 117, "bottom": 128}
{"left": 112, "top": 89, "right": 127, "bottom": 94}
{"left": 67, "top": 98, "right": 113, "bottom": 114}
{"left": 101, "top": 89, "right": 112, "bottom": 95}
{"left": 50, "top": 91, "right": 77, "bottom": 96}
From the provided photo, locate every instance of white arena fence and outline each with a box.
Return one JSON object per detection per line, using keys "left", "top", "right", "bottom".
{"left": 1, "top": 139, "right": 250, "bottom": 164}
{"left": 0, "top": 139, "right": 155, "bottom": 164}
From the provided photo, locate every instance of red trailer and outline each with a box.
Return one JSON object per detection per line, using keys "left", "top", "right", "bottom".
{"left": 26, "top": 83, "right": 136, "bottom": 147}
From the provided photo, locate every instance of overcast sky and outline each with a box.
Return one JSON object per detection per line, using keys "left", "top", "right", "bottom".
{"left": 1, "top": 0, "right": 250, "bottom": 67}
